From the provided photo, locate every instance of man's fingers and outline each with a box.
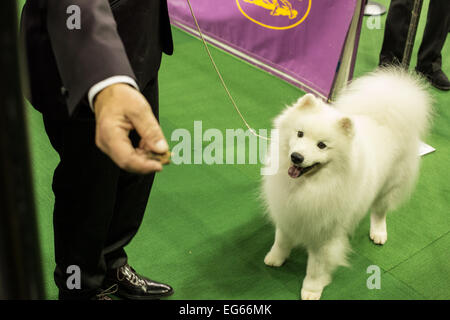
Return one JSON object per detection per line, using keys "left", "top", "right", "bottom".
{"left": 127, "top": 103, "right": 169, "bottom": 154}
{"left": 113, "top": 141, "right": 163, "bottom": 173}
{"left": 97, "top": 128, "right": 163, "bottom": 174}
{"left": 121, "top": 153, "right": 163, "bottom": 174}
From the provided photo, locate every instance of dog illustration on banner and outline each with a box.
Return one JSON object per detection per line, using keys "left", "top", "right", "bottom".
{"left": 244, "top": 0, "right": 298, "bottom": 19}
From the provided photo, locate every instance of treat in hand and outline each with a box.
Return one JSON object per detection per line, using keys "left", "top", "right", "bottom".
{"left": 146, "top": 150, "right": 171, "bottom": 165}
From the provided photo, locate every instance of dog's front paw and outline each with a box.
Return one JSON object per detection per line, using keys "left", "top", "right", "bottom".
{"left": 264, "top": 249, "right": 286, "bottom": 267}
{"left": 370, "top": 229, "right": 387, "bottom": 245}
{"left": 301, "top": 288, "right": 322, "bottom": 300}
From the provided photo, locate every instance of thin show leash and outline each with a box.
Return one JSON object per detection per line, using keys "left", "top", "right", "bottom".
{"left": 185, "top": 0, "right": 271, "bottom": 141}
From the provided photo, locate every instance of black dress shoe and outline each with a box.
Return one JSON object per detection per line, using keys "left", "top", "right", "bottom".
{"left": 104, "top": 264, "right": 174, "bottom": 300}
{"left": 416, "top": 68, "right": 450, "bottom": 91}
{"left": 92, "top": 284, "right": 118, "bottom": 300}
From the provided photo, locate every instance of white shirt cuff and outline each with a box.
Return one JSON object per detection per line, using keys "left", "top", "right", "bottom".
{"left": 88, "top": 76, "right": 139, "bottom": 111}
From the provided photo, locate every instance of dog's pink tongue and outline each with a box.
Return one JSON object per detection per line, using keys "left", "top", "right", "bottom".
{"left": 288, "top": 166, "right": 301, "bottom": 178}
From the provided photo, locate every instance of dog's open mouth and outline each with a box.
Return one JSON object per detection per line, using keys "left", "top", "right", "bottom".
{"left": 288, "top": 163, "right": 320, "bottom": 179}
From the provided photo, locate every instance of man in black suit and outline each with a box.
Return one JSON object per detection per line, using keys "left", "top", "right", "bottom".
{"left": 21, "top": 0, "right": 174, "bottom": 300}
{"left": 380, "top": 0, "right": 450, "bottom": 91}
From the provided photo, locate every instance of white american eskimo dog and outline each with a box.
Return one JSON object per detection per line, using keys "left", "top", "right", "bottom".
{"left": 262, "top": 68, "right": 432, "bottom": 300}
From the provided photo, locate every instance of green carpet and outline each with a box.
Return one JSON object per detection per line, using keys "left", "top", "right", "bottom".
{"left": 18, "top": 0, "right": 450, "bottom": 299}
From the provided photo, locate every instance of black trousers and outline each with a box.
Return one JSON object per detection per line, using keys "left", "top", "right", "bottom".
{"left": 42, "top": 77, "right": 159, "bottom": 300}
{"left": 380, "top": 0, "right": 450, "bottom": 72}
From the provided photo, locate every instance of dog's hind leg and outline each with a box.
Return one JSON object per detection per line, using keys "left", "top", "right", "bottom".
{"left": 301, "top": 237, "right": 350, "bottom": 300}
{"left": 370, "top": 155, "right": 420, "bottom": 245}
{"left": 264, "top": 227, "right": 293, "bottom": 267}
{"left": 370, "top": 184, "right": 402, "bottom": 245}
{"left": 370, "top": 202, "right": 388, "bottom": 245}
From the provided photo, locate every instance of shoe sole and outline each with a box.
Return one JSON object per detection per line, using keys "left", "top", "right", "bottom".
{"left": 113, "top": 289, "right": 174, "bottom": 300}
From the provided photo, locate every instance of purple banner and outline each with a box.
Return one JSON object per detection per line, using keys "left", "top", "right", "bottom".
{"left": 168, "top": 0, "right": 364, "bottom": 100}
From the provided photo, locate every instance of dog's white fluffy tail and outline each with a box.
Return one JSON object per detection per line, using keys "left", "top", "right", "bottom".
{"left": 334, "top": 67, "right": 433, "bottom": 140}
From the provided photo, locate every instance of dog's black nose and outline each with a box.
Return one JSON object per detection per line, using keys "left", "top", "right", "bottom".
{"left": 291, "top": 152, "right": 304, "bottom": 164}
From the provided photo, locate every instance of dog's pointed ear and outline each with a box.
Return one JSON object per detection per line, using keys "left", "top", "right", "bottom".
{"left": 338, "top": 117, "right": 353, "bottom": 137}
{"left": 294, "top": 93, "right": 317, "bottom": 110}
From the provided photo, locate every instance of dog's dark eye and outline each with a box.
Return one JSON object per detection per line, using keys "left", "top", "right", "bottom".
{"left": 317, "top": 142, "right": 327, "bottom": 149}
{"left": 297, "top": 131, "right": 304, "bottom": 138}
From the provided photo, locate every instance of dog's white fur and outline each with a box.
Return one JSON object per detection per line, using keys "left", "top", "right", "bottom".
{"left": 262, "top": 68, "right": 432, "bottom": 300}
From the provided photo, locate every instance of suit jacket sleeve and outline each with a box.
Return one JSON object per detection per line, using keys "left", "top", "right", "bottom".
{"left": 46, "top": 0, "right": 136, "bottom": 115}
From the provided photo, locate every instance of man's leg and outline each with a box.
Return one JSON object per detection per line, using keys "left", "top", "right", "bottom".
{"left": 102, "top": 77, "right": 159, "bottom": 270}
{"left": 416, "top": 0, "right": 450, "bottom": 90}
{"left": 379, "top": 0, "right": 415, "bottom": 65}
{"left": 101, "top": 77, "right": 173, "bottom": 299}
{"left": 101, "top": 169, "right": 155, "bottom": 270}
{"left": 44, "top": 104, "right": 121, "bottom": 300}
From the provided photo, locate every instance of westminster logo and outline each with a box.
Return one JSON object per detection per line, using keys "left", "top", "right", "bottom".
{"left": 236, "top": 0, "right": 311, "bottom": 30}
{"left": 244, "top": 0, "right": 298, "bottom": 19}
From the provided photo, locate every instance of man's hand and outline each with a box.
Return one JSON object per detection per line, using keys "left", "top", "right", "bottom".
{"left": 94, "top": 83, "right": 169, "bottom": 174}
